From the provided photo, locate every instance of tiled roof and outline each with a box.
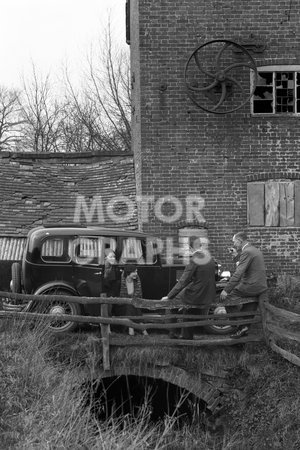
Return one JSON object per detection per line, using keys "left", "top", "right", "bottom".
{"left": 0, "top": 151, "right": 137, "bottom": 238}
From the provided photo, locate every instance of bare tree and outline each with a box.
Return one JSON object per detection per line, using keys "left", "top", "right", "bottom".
{"left": 0, "top": 87, "right": 24, "bottom": 151}
{"left": 18, "top": 66, "right": 65, "bottom": 152}
{"left": 64, "top": 22, "right": 131, "bottom": 153}
{"left": 9, "top": 22, "right": 131, "bottom": 154}
{"left": 59, "top": 98, "right": 95, "bottom": 152}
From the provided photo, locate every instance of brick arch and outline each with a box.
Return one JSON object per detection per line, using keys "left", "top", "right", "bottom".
{"left": 247, "top": 172, "right": 300, "bottom": 182}
{"left": 100, "top": 364, "right": 225, "bottom": 414}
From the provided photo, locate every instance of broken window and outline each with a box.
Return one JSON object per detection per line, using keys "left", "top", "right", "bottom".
{"left": 251, "top": 66, "right": 300, "bottom": 115}
{"left": 247, "top": 180, "right": 300, "bottom": 227}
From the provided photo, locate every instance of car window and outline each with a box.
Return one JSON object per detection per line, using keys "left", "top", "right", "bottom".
{"left": 41, "top": 238, "right": 71, "bottom": 263}
{"left": 144, "top": 238, "right": 157, "bottom": 264}
{"left": 71, "top": 237, "right": 104, "bottom": 265}
{"left": 40, "top": 234, "right": 157, "bottom": 265}
{"left": 118, "top": 237, "right": 157, "bottom": 265}
{"left": 119, "top": 237, "right": 145, "bottom": 264}
{"left": 103, "top": 237, "right": 117, "bottom": 255}
{"left": 71, "top": 236, "right": 119, "bottom": 265}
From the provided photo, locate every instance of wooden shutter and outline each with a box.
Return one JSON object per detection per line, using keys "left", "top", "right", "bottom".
{"left": 247, "top": 182, "right": 264, "bottom": 226}
{"left": 265, "top": 182, "right": 280, "bottom": 226}
{"left": 280, "top": 182, "right": 295, "bottom": 226}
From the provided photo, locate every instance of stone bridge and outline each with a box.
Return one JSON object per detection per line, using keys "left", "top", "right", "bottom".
{"left": 3, "top": 291, "right": 299, "bottom": 419}
{"left": 61, "top": 331, "right": 251, "bottom": 417}
{"left": 0, "top": 291, "right": 267, "bottom": 419}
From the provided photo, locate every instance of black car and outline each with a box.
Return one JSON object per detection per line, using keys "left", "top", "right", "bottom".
{"left": 10, "top": 224, "right": 232, "bottom": 334}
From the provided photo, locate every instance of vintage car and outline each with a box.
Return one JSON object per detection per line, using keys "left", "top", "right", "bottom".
{"left": 10, "top": 224, "right": 232, "bottom": 334}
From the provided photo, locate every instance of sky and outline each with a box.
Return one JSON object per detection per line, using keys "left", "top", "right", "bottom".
{"left": 0, "top": 0, "right": 127, "bottom": 89}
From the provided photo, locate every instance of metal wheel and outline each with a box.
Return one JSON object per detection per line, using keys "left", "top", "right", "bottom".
{"left": 34, "top": 287, "right": 81, "bottom": 333}
{"left": 184, "top": 39, "right": 257, "bottom": 114}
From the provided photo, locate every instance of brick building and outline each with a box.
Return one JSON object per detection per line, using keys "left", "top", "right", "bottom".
{"left": 128, "top": 0, "right": 300, "bottom": 275}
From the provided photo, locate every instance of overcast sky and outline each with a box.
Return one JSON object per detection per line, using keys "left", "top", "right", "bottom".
{"left": 0, "top": 0, "right": 126, "bottom": 89}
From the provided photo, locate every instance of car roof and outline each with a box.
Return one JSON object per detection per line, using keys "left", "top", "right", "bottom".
{"left": 28, "top": 225, "right": 155, "bottom": 239}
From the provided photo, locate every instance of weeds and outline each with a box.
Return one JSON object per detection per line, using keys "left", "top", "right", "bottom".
{"left": 268, "top": 273, "right": 300, "bottom": 312}
{"left": 1, "top": 313, "right": 300, "bottom": 449}
{"left": 225, "top": 348, "right": 300, "bottom": 450}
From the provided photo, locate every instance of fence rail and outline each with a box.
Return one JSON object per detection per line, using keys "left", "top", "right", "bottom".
{"left": 0, "top": 309, "right": 261, "bottom": 328}
{"left": 263, "top": 301, "right": 300, "bottom": 368}
{"left": 1, "top": 290, "right": 299, "bottom": 369}
{"left": 0, "top": 291, "right": 258, "bottom": 308}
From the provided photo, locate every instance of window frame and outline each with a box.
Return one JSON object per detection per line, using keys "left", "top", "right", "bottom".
{"left": 251, "top": 65, "right": 300, "bottom": 116}
{"left": 118, "top": 237, "right": 157, "bottom": 265}
{"left": 71, "top": 236, "right": 105, "bottom": 266}
{"left": 41, "top": 237, "right": 71, "bottom": 263}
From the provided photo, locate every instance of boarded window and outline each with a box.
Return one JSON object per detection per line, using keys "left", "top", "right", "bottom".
{"left": 247, "top": 180, "right": 300, "bottom": 227}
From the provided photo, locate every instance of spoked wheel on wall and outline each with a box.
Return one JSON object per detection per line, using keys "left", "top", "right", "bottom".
{"left": 184, "top": 39, "right": 257, "bottom": 114}
{"left": 32, "top": 287, "right": 81, "bottom": 333}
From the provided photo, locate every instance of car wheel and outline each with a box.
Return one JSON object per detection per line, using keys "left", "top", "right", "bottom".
{"left": 11, "top": 262, "right": 22, "bottom": 293}
{"left": 204, "top": 305, "right": 234, "bottom": 335}
{"left": 35, "top": 287, "right": 81, "bottom": 333}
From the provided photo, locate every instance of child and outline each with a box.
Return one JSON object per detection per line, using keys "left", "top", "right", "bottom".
{"left": 119, "top": 264, "right": 148, "bottom": 336}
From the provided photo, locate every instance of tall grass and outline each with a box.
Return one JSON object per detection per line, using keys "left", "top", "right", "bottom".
{"left": 1, "top": 313, "right": 300, "bottom": 449}
{"left": 0, "top": 317, "right": 95, "bottom": 449}
{"left": 0, "top": 317, "right": 240, "bottom": 450}
{"left": 268, "top": 273, "right": 300, "bottom": 312}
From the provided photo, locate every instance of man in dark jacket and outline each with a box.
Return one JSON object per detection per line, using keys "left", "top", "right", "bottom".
{"left": 220, "top": 231, "right": 267, "bottom": 338}
{"left": 161, "top": 242, "right": 216, "bottom": 339}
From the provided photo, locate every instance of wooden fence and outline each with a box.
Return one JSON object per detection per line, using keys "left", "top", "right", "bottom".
{"left": 262, "top": 301, "right": 300, "bottom": 368}
{"left": 0, "top": 290, "right": 299, "bottom": 370}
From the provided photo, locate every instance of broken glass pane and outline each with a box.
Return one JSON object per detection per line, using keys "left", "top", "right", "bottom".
{"left": 253, "top": 100, "right": 273, "bottom": 113}
{"left": 257, "top": 72, "right": 272, "bottom": 85}
{"left": 254, "top": 86, "right": 273, "bottom": 99}
{"left": 253, "top": 70, "right": 300, "bottom": 115}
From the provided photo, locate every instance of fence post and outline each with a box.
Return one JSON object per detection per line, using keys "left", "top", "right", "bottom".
{"left": 100, "top": 296, "right": 110, "bottom": 371}
{"left": 258, "top": 290, "right": 269, "bottom": 344}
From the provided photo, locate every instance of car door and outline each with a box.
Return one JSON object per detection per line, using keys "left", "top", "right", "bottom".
{"left": 71, "top": 236, "right": 104, "bottom": 316}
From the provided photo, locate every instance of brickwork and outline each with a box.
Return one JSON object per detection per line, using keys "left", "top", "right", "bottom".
{"left": 105, "top": 364, "right": 225, "bottom": 414}
{"left": 130, "top": 0, "right": 300, "bottom": 274}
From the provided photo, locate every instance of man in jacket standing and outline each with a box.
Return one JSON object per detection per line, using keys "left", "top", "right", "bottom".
{"left": 161, "top": 240, "right": 216, "bottom": 339}
{"left": 220, "top": 231, "right": 267, "bottom": 338}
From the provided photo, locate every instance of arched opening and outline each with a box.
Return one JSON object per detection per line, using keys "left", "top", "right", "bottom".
{"left": 86, "top": 375, "right": 208, "bottom": 425}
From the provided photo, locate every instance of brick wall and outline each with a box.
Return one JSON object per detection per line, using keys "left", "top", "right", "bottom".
{"left": 130, "top": 0, "right": 300, "bottom": 274}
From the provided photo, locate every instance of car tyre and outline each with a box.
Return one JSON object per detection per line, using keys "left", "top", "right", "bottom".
{"left": 203, "top": 305, "right": 234, "bottom": 335}
{"left": 35, "top": 287, "right": 81, "bottom": 333}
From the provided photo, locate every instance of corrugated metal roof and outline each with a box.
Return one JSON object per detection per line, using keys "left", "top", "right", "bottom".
{"left": 0, "top": 237, "right": 26, "bottom": 260}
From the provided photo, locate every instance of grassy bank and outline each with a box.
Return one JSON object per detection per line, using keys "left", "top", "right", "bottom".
{"left": 0, "top": 318, "right": 299, "bottom": 450}
{"left": 0, "top": 317, "right": 236, "bottom": 450}
{"left": 1, "top": 274, "right": 300, "bottom": 450}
